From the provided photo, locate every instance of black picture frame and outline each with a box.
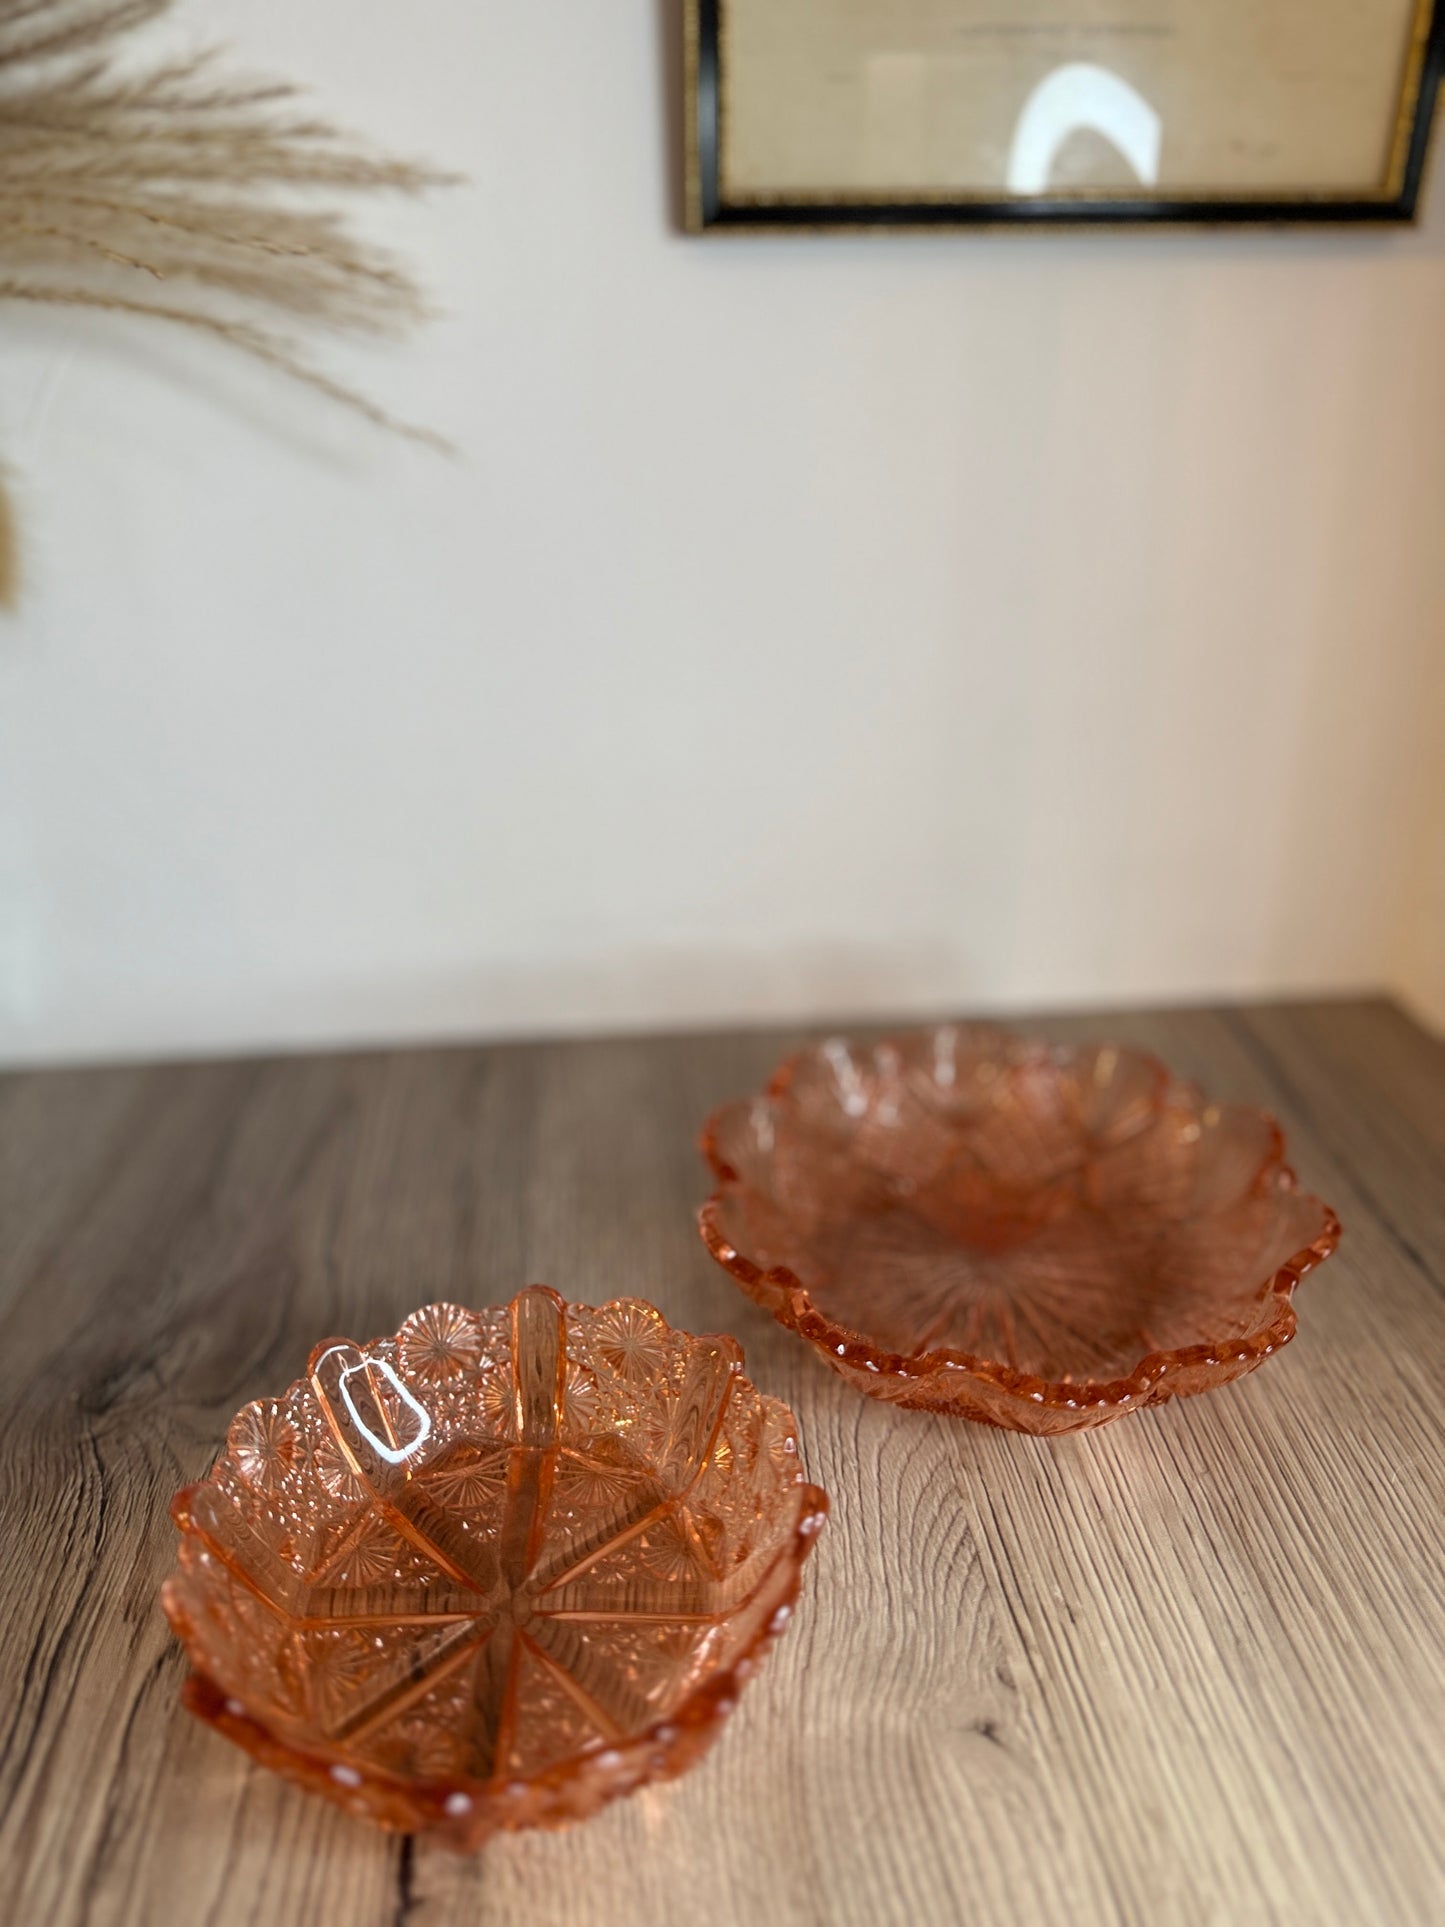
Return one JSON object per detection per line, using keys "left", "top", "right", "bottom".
{"left": 686, "top": 0, "right": 1445, "bottom": 230}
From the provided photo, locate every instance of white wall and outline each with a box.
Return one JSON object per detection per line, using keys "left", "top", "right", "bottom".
{"left": 2, "top": 0, "right": 1443, "bottom": 1066}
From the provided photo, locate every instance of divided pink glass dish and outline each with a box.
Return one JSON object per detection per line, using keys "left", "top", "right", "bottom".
{"left": 700, "top": 1025, "right": 1340, "bottom": 1435}
{"left": 162, "top": 1287, "right": 826, "bottom": 1848}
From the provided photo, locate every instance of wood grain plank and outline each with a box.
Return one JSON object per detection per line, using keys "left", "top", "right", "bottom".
{"left": 0, "top": 1005, "right": 1441, "bottom": 1926}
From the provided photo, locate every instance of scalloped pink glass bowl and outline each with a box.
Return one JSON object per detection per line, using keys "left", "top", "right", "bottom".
{"left": 700, "top": 1026, "right": 1340, "bottom": 1435}
{"left": 162, "top": 1288, "right": 826, "bottom": 1848}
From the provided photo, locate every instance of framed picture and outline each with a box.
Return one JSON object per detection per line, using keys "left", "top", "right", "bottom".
{"left": 685, "top": 0, "right": 1445, "bottom": 228}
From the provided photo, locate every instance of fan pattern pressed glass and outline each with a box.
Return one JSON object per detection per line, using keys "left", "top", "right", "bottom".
{"left": 163, "top": 1287, "right": 827, "bottom": 1846}
{"left": 700, "top": 1026, "right": 1339, "bottom": 1433}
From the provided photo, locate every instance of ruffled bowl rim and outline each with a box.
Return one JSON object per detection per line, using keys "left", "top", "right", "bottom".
{"left": 163, "top": 1482, "right": 827, "bottom": 1849}
{"left": 698, "top": 1027, "right": 1341, "bottom": 1425}
{"left": 161, "top": 1290, "right": 829, "bottom": 1848}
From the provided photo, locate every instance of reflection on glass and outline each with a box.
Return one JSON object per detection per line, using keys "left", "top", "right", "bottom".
{"left": 313, "top": 1343, "right": 435, "bottom": 1465}
{"left": 1007, "top": 62, "right": 1162, "bottom": 193}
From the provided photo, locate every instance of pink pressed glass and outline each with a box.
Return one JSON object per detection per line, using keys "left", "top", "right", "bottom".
{"left": 163, "top": 1287, "right": 826, "bottom": 1846}
{"left": 700, "top": 1026, "right": 1339, "bottom": 1433}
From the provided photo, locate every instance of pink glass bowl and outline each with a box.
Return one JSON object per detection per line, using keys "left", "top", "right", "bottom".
{"left": 699, "top": 1026, "right": 1340, "bottom": 1435}
{"left": 162, "top": 1287, "right": 827, "bottom": 1847}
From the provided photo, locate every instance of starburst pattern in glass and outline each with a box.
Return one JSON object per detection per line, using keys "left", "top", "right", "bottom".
{"left": 163, "top": 1289, "right": 826, "bottom": 1846}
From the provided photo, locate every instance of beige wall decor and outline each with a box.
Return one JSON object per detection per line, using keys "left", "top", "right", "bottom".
{"left": 0, "top": 0, "right": 450, "bottom": 606}
{"left": 687, "top": 0, "right": 1444, "bottom": 227}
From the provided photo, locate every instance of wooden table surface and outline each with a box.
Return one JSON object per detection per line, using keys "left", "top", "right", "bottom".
{"left": 1, "top": 998, "right": 1441, "bottom": 1926}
